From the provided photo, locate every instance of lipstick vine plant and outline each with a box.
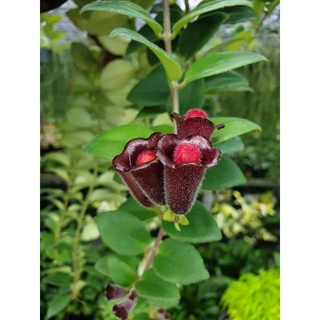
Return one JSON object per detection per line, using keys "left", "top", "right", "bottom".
{"left": 72, "top": 0, "right": 267, "bottom": 319}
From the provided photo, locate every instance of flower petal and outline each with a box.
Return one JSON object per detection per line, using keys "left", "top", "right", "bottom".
{"left": 157, "top": 134, "right": 222, "bottom": 214}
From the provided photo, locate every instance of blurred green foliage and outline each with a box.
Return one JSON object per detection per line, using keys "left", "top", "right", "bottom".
{"left": 221, "top": 268, "right": 280, "bottom": 320}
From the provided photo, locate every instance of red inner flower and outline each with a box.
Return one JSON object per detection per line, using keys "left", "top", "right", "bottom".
{"left": 173, "top": 143, "right": 201, "bottom": 164}
{"left": 136, "top": 150, "right": 156, "bottom": 165}
{"left": 185, "top": 109, "right": 208, "bottom": 119}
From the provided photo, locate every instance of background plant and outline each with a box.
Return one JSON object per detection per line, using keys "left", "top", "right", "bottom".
{"left": 40, "top": 0, "right": 280, "bottom": 319}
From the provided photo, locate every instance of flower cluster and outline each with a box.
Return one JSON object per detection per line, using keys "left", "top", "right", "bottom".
{"left": 112, "top": 109, "right": 224, "bottom": 216}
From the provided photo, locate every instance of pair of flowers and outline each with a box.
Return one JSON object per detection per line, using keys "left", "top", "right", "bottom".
{"left": 112, "top": 109, "right": 224, "bottom": 216}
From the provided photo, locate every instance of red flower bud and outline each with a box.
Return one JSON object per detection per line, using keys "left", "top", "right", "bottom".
{"left": 171, "top": 110, "right": 224, "bottom": 139}
{"left": 112, "top": 132, "right": 165, "bottom": 207}
{"left": 157, "top": 134, "right": 221, "bottom": 215}
{"left": 185, "top": 108, "right": 208, "bottom": 119}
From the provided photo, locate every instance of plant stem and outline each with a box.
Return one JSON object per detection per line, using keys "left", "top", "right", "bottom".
{"left": 71, "top": 163, "right": 99, "bottom": 300}
{"left": 162, "top": 0, "right": 180, "bottom": 125}
{"left": 143, "top": 227, "right": 164, "bottom": 272}
{"left": 162, "top": 0, "right": 172, "bottom": 55}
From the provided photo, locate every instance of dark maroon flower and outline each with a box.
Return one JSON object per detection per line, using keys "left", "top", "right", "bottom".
{"left": 171, "top": 109, "right": 225, "bottom": 139}
{"left": 112, "top": 289, "right": 139, "bottom": 320}
{"left": 112, "top": 132, "right": 165, "bottom": 207}
{"left": 157, "top": 134, "right": 221, "bottom": 215}
{"left": 104, "top": 284, "right": 127, "bottom": 301}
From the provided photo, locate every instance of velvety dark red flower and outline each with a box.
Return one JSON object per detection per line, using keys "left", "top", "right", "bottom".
{"left": 112, "top": 132, "right": 165, "bottom": 207}
{"left": 157, "top": 134, "right": 221, "bottom": 215}
{"left": 171, "top": 110, "right": 225, "bottom": 139}
{"left": 112, "top": 289, "right": 139, "bottom": 320}
{"left": 111, "top": 109, "right": 224, "bottom": 217}
{"left": 104, "top": 284, "right": 127, "bottom": 301}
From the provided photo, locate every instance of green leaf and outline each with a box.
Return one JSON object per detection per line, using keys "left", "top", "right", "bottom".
{"left": 66, "top": 107, "right": 94, "bottom": 129}
{"left": 153, "top": 239, "right": 209, "bottom": 284}
{"left": 210, "top": 117, "right": 261, "bottom": 144}
{"left": 43, "top": 272, "right": 72, "bottom": 288}
{"left": 173, "top": 0, "right": 253, "bottom": 34}
{"left": 126, "top": 23, "right": 157, "bottom": 55}
{"left": 162, "top": 201, "right": 221, "bottom": 243}
{"left": 205, "top": 70, "right": 253, "bottom": 93}
{"left": 135, "top": 269, "right": 180, "bottom": 308}
{"left": 214, "top": 136, "right": 244, "bottom": 154}
{"left": 80, "top": 0, "right": 163, "bottom": 35}
{"left": 71, "top": 42, "right": 98, "bottom": 72}
{"left": 132, "top": 313, "right": 150, "bottom": 320}
{"left": 127, "top": 65, "right": 170, "bottom": 106}
{"left": 183, "top": 51, "right": 267, "bottom": 85}
{"left": 83, "top": 125, "right": 154, "bottom": 160}
{"left": 100, "top": 59, "right": 135, "bottom": 91}
{"left": 136, "top": 105, "right": 167, "bottom": 119}
{"left": 46, "top": 293, "right": 71, "bottom": 318}
{"left": 45, "top": 152, "right": 71, "bottom": 167}
{"left": 118, "top": 197, "right": 157, "bottom": 221}
{"left": 178, "top": 79, "right": 205, "bottom": 115}
{"left": 95, "top": 254, "right": 137, "bottom": 287}
{"left": 176, "top": 12, "right": 228, "bottom": 60}
{"left": 151, "top": 124, "right": 173, "bottom": 134}
{"left": 217, "top": 5, "right": 259, "bottom": 24}
{"left": 96, "top": 210, "right": 151, "bottom": 256}
{"left": 110, "top": 28, "right": 183, "bottom": 81}
{"left": 85, "top": 11, "right": 128, "bottom": 36}
{"left": 202, "top": 155, "right": 246, "bottom": 190}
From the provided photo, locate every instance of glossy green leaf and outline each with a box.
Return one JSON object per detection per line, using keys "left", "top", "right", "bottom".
{"left": 205, "top": 70, "right": 253, "bottom": 93}
{"left": 202, "top": 155, "right": 246, "bottom": 190}
{"left": 217, "top": 5, "right": 259, "bottom": 24}
{"left": 110, "top": 28, "right": 183, "bottom": 81}
{"left": 173, "top": 0, "right": 252, "bottom": 34}
{"left": 151, "top": 124, "right": 173, "bottom": 134}
{"left": 136, "top": 105, "right": 167, "bottom": 119}
{"left": 214, "top": 136, "right": 244, "bottom": 154}
{"left": 153, "top": 239, "right": 209, "bottom": 284}
{"left": 210, "top": 117, "right": 261, "bottom": 144}
{"left": 126, "top": 24, "right": 157, "bottom": 55}
{"left": 95, "top": 254, "right": 136, "bottom": 287}
{"left": 127, "top": 65, "right": 170, "bottom": 106}
{"left": 183, "top": 51, "right": 267, "bottom": 85}
{"left": 46, "top": 293, "right": 71, "bottom": 318}
{"left": 135, "top": 269, "right": 180, "bottom": 308}
{"left": 118, "top": 197, "right": 157, "bottom": 221}
{"left": 179, "top": 79, "right": 205, "bottom": 115}
{"left": 176, "top": 13, "right": 227, "bottom": 60}
{"left": 131, "top": 0, "right": 156, "bottom": 9}
{"left": 83, "top": 125, "right": 154, "bottom": 160}
{"left": 80, "top": 0, "right": 163, "bottom": 35}
{"left": 162, "top": 201, "right": 221, "bottom": 243}
{"left": 96, "top": 210, "right": 151, "bottom": 256}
